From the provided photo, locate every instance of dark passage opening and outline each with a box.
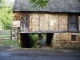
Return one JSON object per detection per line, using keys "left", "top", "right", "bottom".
{"left": 46, "top": 33, "right": 54, "bottom": 45}
{"left": 20, "top": 33, "right": 33, "bottom": 48}
{"left": 20, "top": 33, "right": 54, "bottom": 48}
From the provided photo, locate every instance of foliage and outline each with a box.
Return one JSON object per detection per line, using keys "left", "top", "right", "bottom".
{"left": 29, "top": 34, "right": 38, "bottom": 48}
{"left": 29, "top": 34, "right": 46, "bottom": 48}
{"left": 0, "top": 40, "right": 20, "bottom": 48}
{"left": 29, "top": 0, "right": 80, "bottom": 8}
{"left": 0, "top": 0, "right": 13, "bottom": 30}
{"left": 29, "top": 0, "right": 49, "bottom": 8}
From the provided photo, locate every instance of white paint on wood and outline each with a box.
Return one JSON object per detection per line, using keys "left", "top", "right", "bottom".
{"left": 12, "top": 21, "right": 20, "bottom": 27}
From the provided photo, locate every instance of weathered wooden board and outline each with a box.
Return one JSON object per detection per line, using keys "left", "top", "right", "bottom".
{"left": 78, "top": 16, "right": 80, "bottom": 31}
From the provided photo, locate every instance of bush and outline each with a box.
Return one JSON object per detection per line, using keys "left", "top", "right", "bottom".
{"left": 29, "top": 34, "right": 38, "bottom": 48}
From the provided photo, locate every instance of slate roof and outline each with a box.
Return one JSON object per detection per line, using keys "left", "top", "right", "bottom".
{"left": 13, "top": 0, "right": 80, "bottom": 13}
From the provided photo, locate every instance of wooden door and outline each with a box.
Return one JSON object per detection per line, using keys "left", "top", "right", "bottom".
{"left": 20, "top": 16, "right": 29, "bottom": 31}
{"left": 68, "top": 15, "right": 78, "bottom": 31}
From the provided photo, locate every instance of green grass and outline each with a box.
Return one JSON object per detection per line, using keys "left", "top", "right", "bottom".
{"left": 1, "top": 35, "right": 10, "bottom": 38}
{"left": 0, "top": 40, "right": 20, "bottom": 48}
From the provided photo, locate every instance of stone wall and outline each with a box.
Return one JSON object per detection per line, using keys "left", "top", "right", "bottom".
{"left": 13, "top": 12, "right": 27, "bottom": 21}
{"left": 39, "top": 14, "right": 49, "bottom": 31}
{"left": 49, "top": 14, "right": 58, "bottom": 31}
{"left": 59, "top": 14, "right": 68, "bottom": 31}
{"left": 51, "top": 33, "right": 80, "bottom": 49}
{"left": 29, "top": 13, "right": 39, "bottom": 31}
{"left": 29, "top": 13, "right": 68, "bottom": 32}
{"left": 13, "top": 12, "right": 79, "bottom": 33}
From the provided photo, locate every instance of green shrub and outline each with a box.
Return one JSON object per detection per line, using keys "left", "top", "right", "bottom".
{"left": 29, "top": 34, "right": 38, "bottom": 48}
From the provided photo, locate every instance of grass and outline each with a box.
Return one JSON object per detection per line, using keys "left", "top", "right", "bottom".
{"left": 0, "top": 34, "right": 20, "bottom": 48}
{"left": 1, "top": 35, "right": 10, "bottom": 38}
{"left": 0, "top": 40, "right": 21, "bottom": 48}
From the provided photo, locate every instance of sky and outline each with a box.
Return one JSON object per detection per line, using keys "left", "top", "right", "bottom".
{"left": 6, "top": 0, "right": 15, "bottom": 5}
{"left": 5, "top": 0, "right": 15, "bottom": 3}
{"left": 0, "top": 0, "right": 15, "bottom": 6}
{"left": 8, "top": 0, "right": 15, "bottom": 2}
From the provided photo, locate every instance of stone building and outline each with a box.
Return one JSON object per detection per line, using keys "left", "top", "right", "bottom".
{"left": 13, "top": 0, "right": 80, "bottom": 48}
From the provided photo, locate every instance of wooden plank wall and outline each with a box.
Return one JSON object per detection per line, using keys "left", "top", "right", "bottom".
{"left": 0, "top": 30, "right": 11, "bottom": 40}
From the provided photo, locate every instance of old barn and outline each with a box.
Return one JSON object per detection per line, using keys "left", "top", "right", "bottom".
{"left": 13, "top": 0, "right": 80, "bottom": 48}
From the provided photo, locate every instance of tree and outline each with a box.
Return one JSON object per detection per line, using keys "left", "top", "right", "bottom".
{"left": 0, "top": 0, "right": 13, "bottom": 30}
{"left": 30, "top": 0, "right": 80, "bottom": 8}
{"left": 29, "top": 0, "right": 49, "bottom": 8}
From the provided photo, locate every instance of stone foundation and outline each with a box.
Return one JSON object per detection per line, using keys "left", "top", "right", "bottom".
{"left": 51, "top": 33, "right": 80, "bottom": 50}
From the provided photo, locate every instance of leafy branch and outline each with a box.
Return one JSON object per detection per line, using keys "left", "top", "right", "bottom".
{"left": 29, "top": 0, "right": 49, "bottom": 8}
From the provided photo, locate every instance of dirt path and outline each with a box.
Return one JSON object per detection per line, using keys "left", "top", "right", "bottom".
{"left": 37, "top": 38, "right": 52, "bottom": 49}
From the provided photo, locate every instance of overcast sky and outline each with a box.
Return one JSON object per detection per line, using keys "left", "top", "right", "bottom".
{"left": 5, "top": 0, "right": 15, "bottom": 3}
{"left": 6, "top": 0, "right": 15, "bottom": 5}
{"left": 0, "top": 0, "right": 15, "bottom": 6}
{"left": 9, "top": 0, "right": 15, "bottom": 2}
